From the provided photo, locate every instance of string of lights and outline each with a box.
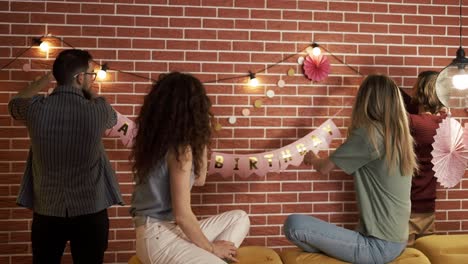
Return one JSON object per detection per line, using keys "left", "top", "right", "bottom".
{"left": 0, "top": 34, "right": 371, "bottom": 131}
{"left": 0, "top": 35, "right": 364, "bottom": 86}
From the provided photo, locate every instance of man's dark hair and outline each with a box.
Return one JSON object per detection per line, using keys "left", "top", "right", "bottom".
{"left": 53, "top": 49, "right": 92, "bottom": 85}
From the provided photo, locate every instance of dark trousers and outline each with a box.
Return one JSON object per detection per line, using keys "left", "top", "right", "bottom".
{"left": 31, "top": 209, "right": 109, "bottom": 264}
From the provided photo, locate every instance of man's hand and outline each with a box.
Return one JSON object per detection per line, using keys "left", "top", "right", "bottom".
{"left": 17, "top": 72, "right": 53, "bottom": 98}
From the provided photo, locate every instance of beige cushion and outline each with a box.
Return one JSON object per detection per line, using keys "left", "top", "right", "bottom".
{"left": 128, "top": 255, "right": 142, "bottom": 264}
{"left": 237, "top": 246, "right": 283, "bottom": 264}
{"left": 280, "top": 248, "right": 348, "bottom": 264}
{"left": 279, "top": 247, "right": 430, "bottom": 264}
{"left": 391, "top": 248, "right": 430, "bottom": 264}
{"left": 414, "top": 234, "right": 468, "bottom": 264}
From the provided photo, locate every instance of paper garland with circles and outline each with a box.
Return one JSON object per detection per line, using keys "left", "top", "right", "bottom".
{"left": 229, "top": 52, "right": 331, "bottom": 125}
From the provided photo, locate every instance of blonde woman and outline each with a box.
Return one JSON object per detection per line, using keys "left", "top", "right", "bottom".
{"left": 284, "top": 75, "right": 418, "bottom": 263}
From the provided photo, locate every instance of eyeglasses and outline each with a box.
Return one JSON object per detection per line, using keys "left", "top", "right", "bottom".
{"left": 74, "top": 72, "right": 97, "bottom": 81}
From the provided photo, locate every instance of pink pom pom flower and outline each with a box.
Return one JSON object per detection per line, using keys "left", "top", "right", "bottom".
{"left": 303, "top": 55, "right": 330, "bottom": 81}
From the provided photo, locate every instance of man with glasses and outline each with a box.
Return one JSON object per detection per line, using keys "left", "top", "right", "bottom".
{"left": 8, "top": 49, "right": 123, "bottom": 264}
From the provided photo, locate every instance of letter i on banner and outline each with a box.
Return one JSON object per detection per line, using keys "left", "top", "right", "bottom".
{"left": 105, "top": 111, "right": 137, "bottom": 148}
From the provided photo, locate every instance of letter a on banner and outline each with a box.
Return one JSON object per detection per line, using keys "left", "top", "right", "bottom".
{"left": 105, "top": 111, "right": 137, "bottom": 147}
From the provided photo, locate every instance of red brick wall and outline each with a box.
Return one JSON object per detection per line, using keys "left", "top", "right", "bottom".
{"left": 1, "top": 0, "right": 468, "bottom": 263}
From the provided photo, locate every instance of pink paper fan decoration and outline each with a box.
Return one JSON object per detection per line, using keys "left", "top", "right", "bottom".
{"left": 303, "top": 55, "right": 331, "bottom": 81}
{"left": 464, "top": 123, "right": 468, "bottom": 150}
{"left": 431, "top": 117, "right": 468, "bottom": 188}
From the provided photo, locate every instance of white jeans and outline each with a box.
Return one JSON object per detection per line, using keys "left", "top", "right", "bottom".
{"left": 135, "top": 210, "right": 250, "bottom": 264}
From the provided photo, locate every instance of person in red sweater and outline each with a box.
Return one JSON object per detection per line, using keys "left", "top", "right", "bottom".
{"left": 406, "top": 71, "right": 447, "bottom": 246}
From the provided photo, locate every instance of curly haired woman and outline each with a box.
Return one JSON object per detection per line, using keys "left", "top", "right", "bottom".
{"left": 130, "top": 72, "right": 250, "bottom": 264}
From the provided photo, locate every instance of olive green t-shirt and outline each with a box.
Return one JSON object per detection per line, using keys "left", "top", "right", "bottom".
{"left": 330, "top": 128, "right": 411, "bottom": 243}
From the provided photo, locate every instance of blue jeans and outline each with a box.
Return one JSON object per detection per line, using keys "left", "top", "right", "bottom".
{"left": 283, "top": 214, "right": 406, "bottom": 264}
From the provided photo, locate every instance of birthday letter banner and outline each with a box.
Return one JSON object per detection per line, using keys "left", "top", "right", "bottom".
{"left": 105, "top": 111, "right": 137, "bottom": 148}
{"left": 209, "top": 119, "right": 341, "bottom": 178}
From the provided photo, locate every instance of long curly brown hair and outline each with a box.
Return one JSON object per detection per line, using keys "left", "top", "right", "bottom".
{"left": 131, "top": 72, "right": 213, "bottom": 183}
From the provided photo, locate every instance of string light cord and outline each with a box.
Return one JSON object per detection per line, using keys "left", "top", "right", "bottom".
{"left": 0, "top": 34, "right": 74, "bottom": 72}
{"left": 205, "top": 45, "right": 312, "bottom": 84}
{"left": 0, "top": 45, "right": 33, "bottom": 71}
{"left": 46, "top": 35, "right": 76, "bottom": 49}
{"left": 319, "top": 45, "right": 364, "bottom": 77}
{"left": 460, "top": 0, "right": 463, "bottom": 48}
{"left": 108, "top": 67, "right": 158, "bottom": 82}
{"left": 256, "top": 47, "right": 307, "bottom": 74}
{"left": 0, "top": 35, "right": 154, "bottom": 82}
{"left": 204, "top": 73, "right": 250, "bottom": 84}
{"left": 0, "top": 36, "right": 365, "bottom": 85}
{"left": 206, "top": 43, "right": 364, "bottom": 84}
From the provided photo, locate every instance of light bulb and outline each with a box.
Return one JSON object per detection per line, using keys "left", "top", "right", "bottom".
{"left": 248, "top": 71, "right": 259, "bottom": 87}
{"left": 452, "top": 69, "right": 468, "bottom": 90}
{"left": 97, "top": 69, "right": 107, "bottom": 80}
{"left": 312, "top": 46, "right": 321, "bottom": 56}
{"left": 97, "top": 63, "right": 109, "bottom": 80}
{"left": 39, "top": 41, "right": 49, "bottom": 52}
{"left": 306, "top": 44, "right": 321, "bottom": 57}
{"left": 249, "top": 77, "right": 259, "bottom": 87}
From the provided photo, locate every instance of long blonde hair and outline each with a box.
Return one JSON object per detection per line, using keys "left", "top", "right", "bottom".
{"left": 349, "top": 74, "right": 417, "bottom": 176}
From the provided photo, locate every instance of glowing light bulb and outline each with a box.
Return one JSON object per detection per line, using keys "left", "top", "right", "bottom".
{"left": 248, "top": 71, "right": 258, "bottom": 87}
{"left": 39, "top": 41, "right": 49, "bottom": 52}
{"left": 306, "top": 44, "right": 321, "bottom": 56}
{"left": 312, "top": 46, "right": 321, "bottom": 56}
{"left": 452, "top": 69, "right": 468, "bottom": 90}
{"left": 97, "top": 69, "right": 107, "bottom": 80}
{"left": 97, "top": 64, "right": 109, "bottom": 80}
{"left": 249, "top": 77, "right": 259, "bottom": 87}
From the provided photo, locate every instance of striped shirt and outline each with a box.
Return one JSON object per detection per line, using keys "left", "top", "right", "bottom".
{"left": 8, "top": 85, "right": 124, "bottom": 217}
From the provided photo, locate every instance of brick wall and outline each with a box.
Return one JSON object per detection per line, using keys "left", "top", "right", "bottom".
{"left": 1, "top": 0, "right": 468, "bottom": 263}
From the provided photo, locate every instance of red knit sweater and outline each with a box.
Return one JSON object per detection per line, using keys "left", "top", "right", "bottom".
{"left": 409, "top": 114, "right": 445, "bottom": 213}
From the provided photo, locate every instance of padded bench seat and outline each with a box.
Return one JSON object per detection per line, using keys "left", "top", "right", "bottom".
{"left": 279, "top": 247, "right": 430, "bottom": 264}
{"left": 414, "top": 234, "right": 468, "bottom": 264}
